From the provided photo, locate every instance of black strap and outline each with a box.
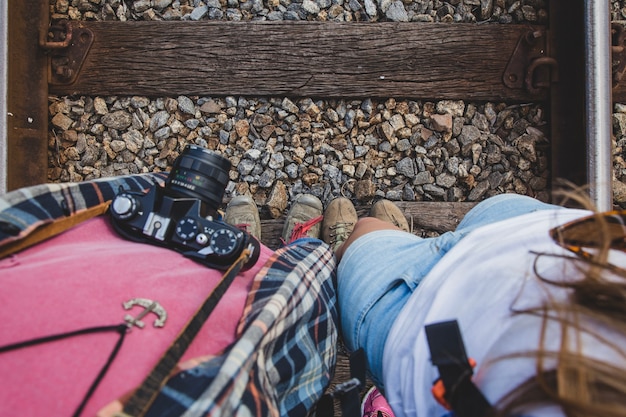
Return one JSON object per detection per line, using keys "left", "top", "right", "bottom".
{"left": 0, "top": 323, "right": 128, "bottom": 417}
{"left": 116, "top": 247, "right": 252, "bottom": 417}
{"left": 425, "top": 320, "right": 494, "bottom": 417}
{"left": 315, "top": 348, "right": 367, "bottom": 417}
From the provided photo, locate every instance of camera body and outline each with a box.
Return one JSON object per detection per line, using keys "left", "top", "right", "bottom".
{"left": 109, "top": 145, "right": 259, "bottom": 271}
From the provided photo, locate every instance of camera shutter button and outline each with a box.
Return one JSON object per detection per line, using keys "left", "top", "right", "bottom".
{"left": 111, "top": 194, "right": 139, "bottom": 220}
{"left": 196, "top": 233, "right": 209, "bottom": 246}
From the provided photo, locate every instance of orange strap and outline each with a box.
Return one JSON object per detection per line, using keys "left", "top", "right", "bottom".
{"left": 431, "top": 357, "right": 477, "bottom": 410}
{"left": 0, "top": 201, "right": 111, "bottom": 259}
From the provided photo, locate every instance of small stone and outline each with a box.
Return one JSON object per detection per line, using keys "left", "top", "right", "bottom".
{"left": 614, "top": 179, "right": 626, "bottom": 203}
{"left": 189, "top": 5, "right": 208, "bottom": 20}
{"left": 110, "top": 140, "right": 126, "bottom": 152}
{"left": 302, "top": 0, "right": 320, "bottom": 14}
{"left": 385, "top": 0, "right": 408, "bottom": 21}
{"left": 101, "top": 110, "right": 133, "bottom": 130}
{"left": 342, "top": 164, "right": 356, "bottom": 177}
{"left": 364, "top": 0, "right": 377, "bottom": 16}
{"left": 458, "top": 125, "right": 481, "bottom": 148}
{"left": 149, "top": 110, "right": 170, "bottom": 132}
{"left": 468, "top": 180, "right": 490, "bottom": 201}
{"left": 430, "top": 113, "right": 452, "bottom": 132}
{"left": 515, "top": 134, "right": 537, "bottom": 162}
{"left": 415, "top": 171, "right": 433, "bottom": 185}
{"left": 396, "top": 157, "right": 417, "bottom": 178}
{"left": 122, "top": 129, "right": 144, "bottom": 153}
{"left": 380, "top": 122, "right": 395, "bottom": 141}
{"left": 238, "top": 159, "right": 255, "bottom": 176}
{"left": 93, "top": 97, "right": 108, "bottom": 115}
{"left": 177, "top": 95, "right": 196, "bottom": 115}
{"left": 423, "top": 184, "right": 446, "bottom": 198}
{"left": 245, "top": 149, "right": 262, "bottom": 160}
{"left": 154, "top": 126, "right": 171, "bottom": 140}
{"left": 354, "top": 179, "right": 376, "bottom": 200}
{"left": 281, "top": 98, "right": 299, "bottom": 114}
{"left": 302, "top": 172, "right": 319, "bottom": 186}
{"left": 436, "top": 100, "right": 465, "bottom": 117}
{"left": 265, "top": 181, "right": 288, "bottom": 218}
{"left": 51, "top": 113, "right": 74, "bottom": 130}
{"left": 436, "top": 172, "right": 457, "bottom": 188}
{"left": 200, "top": 100, "right": 222, "bottom": 114}
{"left": 235, "top": 119, "right": 250, "bottom": 137}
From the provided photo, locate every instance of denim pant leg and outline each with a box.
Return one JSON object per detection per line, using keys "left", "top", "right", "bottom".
{"left": 455, "top": 193, "right": 561, "bottom": 232}
{"left": 337, "top": 194, "right": 561, "bottom": 387}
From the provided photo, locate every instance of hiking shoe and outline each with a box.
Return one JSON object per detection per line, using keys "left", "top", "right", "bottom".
{"left": 281, "top": 194, "right": 324, "bottom": 243}
{"left": 369, "top": 200, "right": 410, "bottom": 232}
{"left": 322, "top": 197, "right": 357, "bottom": 251}
{"left": 224, "top": 195, "right": 262, "bottom": 239}
{"left": 361, "top": 386, "right": 395, "bottom": 417}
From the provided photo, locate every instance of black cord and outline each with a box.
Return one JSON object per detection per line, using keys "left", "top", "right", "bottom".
{"left": 0, "top": 323, "right": 129, "bottom": 417}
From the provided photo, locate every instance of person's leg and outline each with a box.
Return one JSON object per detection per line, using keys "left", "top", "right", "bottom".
{"left": 332, "top": 194, "right": 562, "bottom": 387}
{"left": 334, "top": 217, "right": 398, "bottom": 260}
{"left": 338, "top": 194, "right": 561, "bottom": 260}
{"left": 456, "top": 193, "right": 561, "bottom": 231}
{"left": 326, "top": 200, "right": 418, "bottom": 386}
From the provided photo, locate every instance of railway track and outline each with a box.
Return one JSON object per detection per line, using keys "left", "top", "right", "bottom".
{"left": 2, "top": 1, "right": 625, "bottom": 414}
{"left": 4, "top": 0, "right": 623, "bottom": 212}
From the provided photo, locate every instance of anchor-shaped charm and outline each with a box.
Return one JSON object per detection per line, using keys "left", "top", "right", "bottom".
{"left": 123, "top": 298, "right": 167, "bottom": 329}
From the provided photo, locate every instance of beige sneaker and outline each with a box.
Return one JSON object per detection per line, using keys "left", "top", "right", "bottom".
{"left": 369, "top": 199, "right": 410, "bottom": 232}
{"left": 224, "top": 195, "right": 262, "bottom": 239}
{"left": 322, "top": 197, "right": 358, "bottom": 251}
{"left": 281, "top": 194, "right": 324, "bottom": 243}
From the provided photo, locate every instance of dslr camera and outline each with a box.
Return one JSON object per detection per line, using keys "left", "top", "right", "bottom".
{"left": 109, "top": 145, "right": 260, "bottom": 271}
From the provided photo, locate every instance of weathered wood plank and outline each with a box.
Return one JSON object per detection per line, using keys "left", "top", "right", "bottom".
{"left": 7, "top": 0, "right": 49, "bottom": 190}
{"left": 613, "top": 82, "right": 626, "bottom": 103}
{"left": 50, "top": 21, "right": 547, "bottom": 102}
{"left": 258, "top": 201, "right": 476, "bottom": 249}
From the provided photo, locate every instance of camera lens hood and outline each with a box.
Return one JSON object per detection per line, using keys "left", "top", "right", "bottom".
{"left": 165, "top": 145, "right": 231, "bottom": 213}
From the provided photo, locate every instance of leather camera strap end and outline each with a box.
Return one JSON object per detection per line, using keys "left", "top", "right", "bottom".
{"left": 0, "top": 201, "right": 111, "bottom": 259}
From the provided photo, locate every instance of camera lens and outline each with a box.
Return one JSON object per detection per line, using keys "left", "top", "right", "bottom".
{"left": 165, "top": 145, "right": 231, "bottom": 212}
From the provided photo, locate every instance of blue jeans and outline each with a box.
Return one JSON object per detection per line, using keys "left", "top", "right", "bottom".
{"left": 336, "top": 194, "right": 562, "bottom": 386}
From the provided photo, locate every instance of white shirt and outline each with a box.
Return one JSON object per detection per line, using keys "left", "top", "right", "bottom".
{"left": 383, "top": 209, "right": 626, "bottom": 417}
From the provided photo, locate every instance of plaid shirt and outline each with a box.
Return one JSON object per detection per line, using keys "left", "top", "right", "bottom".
{"left": 0, "top": 175, "right": 338, "bottom": 417}
{"left": 0, "top": 173, "right": 167, "bottom": 246}
{"left": 148, "top": 240, "right": 338, "bottom": 417}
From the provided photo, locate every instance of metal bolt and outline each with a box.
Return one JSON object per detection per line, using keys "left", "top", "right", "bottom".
{"left": 55, "top": 65, "right": 74, "bottom": 79}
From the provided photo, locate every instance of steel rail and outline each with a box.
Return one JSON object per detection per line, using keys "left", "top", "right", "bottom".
{"left": 585, "top": 0, "right": 613, "bottom": 211}
{"left": 0, "top": 1, "right": 7, "bottom": 194}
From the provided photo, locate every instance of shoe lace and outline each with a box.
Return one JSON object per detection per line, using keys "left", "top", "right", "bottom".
{"left": 234, "top": 223, "right": 251, "bottom": 233}
{"left": 328, "top": 221, "right": 354, "bottom": 248}
{"left": 364, "top": 403, "right": 392, "bottom": 417}
{"left": 281, "top": 215, "right": 323, "bottom": 244}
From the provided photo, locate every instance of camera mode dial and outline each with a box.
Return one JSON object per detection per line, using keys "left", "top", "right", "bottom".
{"left": 210, "top": 228, "right": 240, "bottom": 256}
{"left": 111, "top": 193, "right": 140, "bottom": 220}
{"left": 175, "top": 217, "right": 199, "bottom": 241}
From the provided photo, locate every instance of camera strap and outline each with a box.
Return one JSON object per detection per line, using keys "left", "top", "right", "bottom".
{"left": 0, "top": 201, "right": 111, "bottom": 259}
{"left": 425, "top": 320, "right": 494, "bottom": 417}
{"left": 114, "top": 245, "right": 253, "bottom": 417}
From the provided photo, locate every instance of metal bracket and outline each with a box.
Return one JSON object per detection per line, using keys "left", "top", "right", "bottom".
{"left": 612, "top": 22, "right": 626, "bottom": 88}
{"left": 40, "top": 20, "right": 94, "bottom": 85}
{"left": 503, "top": 29, "right": 557, "bottom": 95}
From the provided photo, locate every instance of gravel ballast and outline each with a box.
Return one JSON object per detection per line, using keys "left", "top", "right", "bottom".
{"left": 47, "top": 0, "right": 626, "bottom": 214}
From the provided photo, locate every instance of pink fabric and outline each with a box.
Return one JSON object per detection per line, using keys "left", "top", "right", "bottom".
{"left": 0, "top": 216, "right": 272, "bottom": 417}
